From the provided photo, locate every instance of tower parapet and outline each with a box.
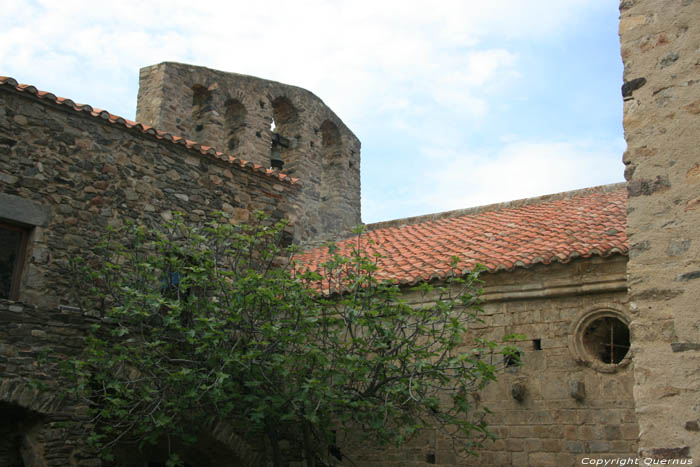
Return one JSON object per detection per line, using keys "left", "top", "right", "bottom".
{"left": 136, "top": 62, "right": 361, "bottom": 242}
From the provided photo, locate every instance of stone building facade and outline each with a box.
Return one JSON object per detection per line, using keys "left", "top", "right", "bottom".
{"left": 620, "top": 0, "right": 700, "bottom": 461}
{"left": 399, "top": 257, "right": 636, "bottom": 467}
{"left": 1, "top": 1, "right": 699, "bottom": 461}
{"left": 298, "top": 185, "right": 638, "bottom": 466}
{"left": 0, "top": 75, "right": 302, "bottom": 465}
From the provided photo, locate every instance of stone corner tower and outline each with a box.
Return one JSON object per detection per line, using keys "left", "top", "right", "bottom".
{"left": 135, "top": 61, "right": 361, "bottom": 243}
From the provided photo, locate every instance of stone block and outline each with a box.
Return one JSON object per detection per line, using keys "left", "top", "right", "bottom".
{"left": 523, "top": 438, "right": 543, "bottom": 452}
{"left": 505, "top": 438, "right": 524, "bottom": 452}
{"left": 555, "top": 452, "right": 576, "bottom": 467}
{"left": 566, "top": 440, "right": 584, "bottom": 453}
{"left": 590, "top": 440, "right": 611, "bottom": 453}
{"left": 0, "top": 192, "right": 51, "bottom": 226}
{"left": 621, "top": 423, "right": 640, "bottom": 440}
{"left": 542, "top": 439, "right": 562, "bottom": 452}
{"left": 604, "top": 424, "right": 622, "bottom": 441}
{"left": 528, "top": 452, "right": 557, "bottom": 466}
{"left": 511, "top": 451, "right": 528, "bottom": 466}
{"left": 578, "top": 425, "right": 595, "bottom": 441}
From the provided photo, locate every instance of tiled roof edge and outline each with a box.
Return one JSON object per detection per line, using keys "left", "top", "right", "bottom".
{"left": 365, "top": 182, "right": 627, "bottom": 231}
{"left": 0, "top": 76, "right": 302, "bottom": 187}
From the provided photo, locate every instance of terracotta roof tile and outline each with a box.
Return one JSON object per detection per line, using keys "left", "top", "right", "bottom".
{"left": 0, "top": 76, "right": 300, "bottom": 186}
{"left": 296, "top": 184, "right": 628, "bottom": 285}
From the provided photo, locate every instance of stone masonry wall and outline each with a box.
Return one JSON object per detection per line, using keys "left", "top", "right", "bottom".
{"left": 0, "top": 299, "right": 102, "bottom": 467}
{"left": 0, "top": 84, "right": 301, "bottom": 309}
{"left": 136, "top": 62, "right": 362, "bottom": 243}
{"left": 620, "top": 0, "right": 700, "bottom": 461}
{"left": 0, "top": 300, "right": 266, "bottom": 467}
{"left": 343, "top": 255, "right": 637, "bottom": 467}
{"left": 0, "top": 83, "right": 302, "bottom": 465}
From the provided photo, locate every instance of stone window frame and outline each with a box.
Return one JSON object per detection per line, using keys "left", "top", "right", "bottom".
{"left": 0, "top": 220, "right": 30, "bottom": 300}
{"left": 0, "top": 193, "right": 50, "bottom": 301}
{"left": 568, "top": 306, "right": 632, "bottom": 374}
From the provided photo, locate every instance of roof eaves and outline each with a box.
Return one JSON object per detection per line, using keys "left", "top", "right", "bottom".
{"left": 0, "top": 76, "right": 301, "bottom": 187}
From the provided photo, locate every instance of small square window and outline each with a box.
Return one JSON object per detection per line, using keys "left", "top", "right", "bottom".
{"left": 0, "top": 221, "right": 30, "bottom": 300}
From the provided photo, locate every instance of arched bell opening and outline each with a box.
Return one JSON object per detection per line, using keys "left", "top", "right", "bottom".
{"left": 269, "top": 96, "right": 299, "bottom": 170}
{"left": 224, "top": 98, "right": 247, "bottom": 152}
{"left": 319, "top": 120, "right": 345, "bottom": 234}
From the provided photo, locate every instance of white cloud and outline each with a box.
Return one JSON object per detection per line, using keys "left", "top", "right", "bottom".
{"left": 2, "top": 0, "right": 607, "bottom": 122}
{"left": 419, "top": 138, "right": 626, "bottom": 214}
{"left": 362, "top": 138, "right": 625, "bottom": 223}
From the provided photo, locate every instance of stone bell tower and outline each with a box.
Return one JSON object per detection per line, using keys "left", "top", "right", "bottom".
{"left": 136, "top": 62, "right": 362, "bottom": 243}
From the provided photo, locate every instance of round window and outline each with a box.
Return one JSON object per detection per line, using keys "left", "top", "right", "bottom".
{"left": 582, "top": 316, "right": 630, "bottom": 364}
{"left": 569, "top": 308, "right": 632, "bottom": 373}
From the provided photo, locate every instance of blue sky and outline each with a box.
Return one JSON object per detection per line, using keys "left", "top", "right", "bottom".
{"left": 1, "top": 0, "right": 625, "bottom": 223}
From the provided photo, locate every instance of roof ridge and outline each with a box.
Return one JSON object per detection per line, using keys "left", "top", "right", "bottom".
{"left": 366, "top": 183, "right": 627, "bottom": 231}
{"left": 0, "top": 76, "right": 301, "bottom": 186}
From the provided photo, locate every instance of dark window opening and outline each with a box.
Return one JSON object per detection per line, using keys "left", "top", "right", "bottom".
{"left": 192, "top": 85, "right": 212, "bottom": 118}
{"left": 271, "top": 97, "right": 298, "bottom": 125}
{"left": 532, "top": 339, "right": 542, "bottom": 351}
{"left": 426, "top": 453, "right": 436, "bottom": 464}
{"left": 0, "top": 221, "right": 29, "bottom": 300}
{"left": 320, "top": 120, "right": 341, "bottom": 148}
{"left": 504, "top": 350, "right": 523, "bottom": 367}
{"left": 328, "top": 430, "right": 343, "bottom": 461}
{"left": 270, "top": 97, "right": 298, "bottom": 170}
{"left": 0, "top": 402, "right": 43, "bottom": 467}
{"left": 320, "top": 120, "right": 342, "bottom": 166}
{"left": 191, "top": 85, "right": 213, "bottom": 136}
{"left": 319, "top": 120, "right": 344, "bottom": 232}
{"left": 270, "top": 132, "right": 289, "bottom": 170}
{"left": 0, "top": 413, "right": 23, "bottom": 467}
{"left": 583, "top": 316, "right": 630, "bottom": 364}
{"left": 224, "top": 98, "right": 246, "bottom": 152}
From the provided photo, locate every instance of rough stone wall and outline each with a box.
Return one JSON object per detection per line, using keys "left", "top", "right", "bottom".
{"left": 620, "top": 0, "right": 700, "bottom": 461}
{"left": 136, "top": 62, "right": 362, "bottom": 243}
{"left": 0, "top": 85, "right": 301, "bottom": 308}
{"left": 0, "top": 83, "right": 303, "bottom": 465}
{"left": 0, "top": 299, "right": 102, "bottom": 467}
{"left": 0, "top": 300, "right": 268, "bottom": 467}
{"left": 344, "top": 255, "right": 637, "bottom": 467}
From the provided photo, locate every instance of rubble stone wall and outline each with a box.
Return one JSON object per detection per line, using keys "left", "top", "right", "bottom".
{"left": 620, "top": 0, "right": 700, "bottom": 461}
{"left": 0, "top": 85, "right": 301, "bottom": 309}
{"left": 0, "top": 83, "right": 302, "bottom": 464}
{"left": 0, "top": 299, "right": 101, "bottom": 467}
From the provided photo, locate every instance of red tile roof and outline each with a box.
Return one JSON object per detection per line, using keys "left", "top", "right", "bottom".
{"left": 0, "top": 76, "right": 300, "bottom": 185}
{"left": 296, "top": 184, "right": 628, "bottom": 285}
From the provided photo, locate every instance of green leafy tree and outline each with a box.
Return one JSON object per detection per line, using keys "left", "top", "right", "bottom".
{"left": 64, "top": 213, "right": 520, "bottom": 466}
